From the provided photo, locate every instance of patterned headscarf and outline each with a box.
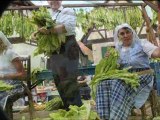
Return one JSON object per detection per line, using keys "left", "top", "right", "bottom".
{"left": 0, "top": 31, "right": 12, "bottom": 49}
{"left": 114, "top": 23, "right": 140, "bottom": 49}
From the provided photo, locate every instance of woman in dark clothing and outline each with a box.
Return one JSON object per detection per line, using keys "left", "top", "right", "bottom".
{"left": 77, "top": 76, "right": 91, "bottom": 100}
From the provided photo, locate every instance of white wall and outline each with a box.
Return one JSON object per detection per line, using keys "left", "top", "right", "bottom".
{"left": 92, "top": 42, "right": 114, "bottom": 65}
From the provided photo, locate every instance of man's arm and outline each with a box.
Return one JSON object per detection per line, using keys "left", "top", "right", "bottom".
{"left": 39, "top": 8, "right": 76, "bottom": 35}
{"left": 51, "top": 24, "right": 67, "bottom": 34}
{"left": 39, "top": 24, "right": 67, "bottom": 34}
{"left": 151, "top": 47, "right": 160, "bottom": 58}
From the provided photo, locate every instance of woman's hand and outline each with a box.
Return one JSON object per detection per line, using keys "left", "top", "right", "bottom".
{"left": 31, "top": 31, "right": 38, "bottom": 40}
{"left": 105, "top": 52, "right": 110, "bottom": 58}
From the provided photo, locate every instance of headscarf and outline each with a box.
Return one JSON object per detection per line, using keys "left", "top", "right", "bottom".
{"left": 0, "top": 31, "right": 12, "bottom": 49}
{"left": 114, "top": 23, "right": 140, "bottom": 49}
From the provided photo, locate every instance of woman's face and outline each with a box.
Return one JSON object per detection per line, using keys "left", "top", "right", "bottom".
{"left": 0, "top": 39, "right": 7, "bottom": 53}
{"left": 47, "top": 0, "right": 62, "bottom": 10}
{"left": 118, "top": 27, "right": 133, "bottom": 47}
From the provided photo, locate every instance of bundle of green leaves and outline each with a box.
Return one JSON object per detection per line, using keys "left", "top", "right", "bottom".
{"left": 31, "top": 7, "right": 65, "bottom": 56}
{"left": 0, "top": 81, "right": 13, "bottom": 91}
{"left": 90, "top": 47, "right": 139, "bottom": 100}
{"left": 49, "top": 102, "right": 100, "bottom": 120}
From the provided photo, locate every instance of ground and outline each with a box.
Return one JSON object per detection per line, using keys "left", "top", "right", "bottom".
{"left": 13, "top": 97, "right": 160, "bottom": 120}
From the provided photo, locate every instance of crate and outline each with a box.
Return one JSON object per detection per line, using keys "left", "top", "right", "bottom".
{"left": 150, "top": 62, "right": 160, "bottom": 96}
{"left": 36, "top": 70, "right": 54, "bottom": 81}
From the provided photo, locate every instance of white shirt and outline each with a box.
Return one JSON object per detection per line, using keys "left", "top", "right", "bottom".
{"left": 0, "top": 48, "right": 19, "bottom": 74}
{"left": 121, "top": 39, "right": 157, "bottom": 58}
{"left": 140, "top": 39, "right": 158, "bottom": 58}
{"left": 49, "top": 6, "right": 76, "bottom": 36}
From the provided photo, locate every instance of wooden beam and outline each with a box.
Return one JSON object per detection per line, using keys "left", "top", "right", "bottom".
{"left": 94, "top": 26, "right": 105, "bottom": 40}
{"left": 86, "top": 38, "right": 113, "bottom": 45}
{"left": 158, "top": 1, "right": 160, "bottom": 41}
{"left": 81, "top": 27, "right": 94, "bottom": 44}
{"left": 7, "top": 5, "right": 49, "bottom": 10}
{"left": 142, "top": 1, "right": 158, "bottom": 12}
{"left": 141, "top": 5, "right": 158, "bottom": 46}
{"left": 64, "top": 3, "right": 144, "bottom": 7}
{"left": 7, "top": 3, "right": 144, "bottom": 10}
{"left": 138, "top": 20, "right": 145, "bottom": 35}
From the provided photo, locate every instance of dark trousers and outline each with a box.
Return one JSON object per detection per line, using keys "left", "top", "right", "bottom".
{"left": 47, "top": 35, "right": 82, "bottom": 109}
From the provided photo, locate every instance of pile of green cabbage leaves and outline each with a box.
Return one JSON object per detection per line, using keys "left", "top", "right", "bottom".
{"left": 49, "top": 102, "right": 100, "bottom": 120}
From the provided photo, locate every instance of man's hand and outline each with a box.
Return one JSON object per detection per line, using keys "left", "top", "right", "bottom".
{"left": 38, "top": 27, "right": 50, "bottom": 34}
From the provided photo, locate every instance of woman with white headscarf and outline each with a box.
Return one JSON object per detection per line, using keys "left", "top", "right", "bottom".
{"left": 0, "top": 31, "right": 25, "bottom": 110}
{"left": 96, "top": 23, "right": 160, "bottom": 120}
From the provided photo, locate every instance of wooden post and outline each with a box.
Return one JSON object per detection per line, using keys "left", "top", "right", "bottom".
{"left": 122, "top": 7, "right": 127, "bottom": 22}
{"left": 158, "top": 1, "right": 160, "bottom": 42}
{"left": 141, "top": 4, "right": 158, "bottom": 46}
{"left": 22, "top": 84, "right": 35, "bottom": 120}
{"left": 140, "top": 104, "right": 147, "bottom": 120}
{"left": 138, "top": 20, "right": 145, "bottom": 35}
